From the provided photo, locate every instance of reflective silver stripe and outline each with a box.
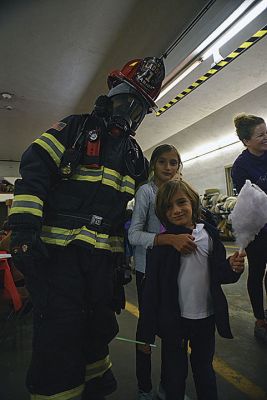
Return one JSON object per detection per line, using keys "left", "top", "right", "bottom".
{"left": 9, "top": 195, "right": 43, "bottom": 217}
{"left": 11, "top": 200, "right": 43, "bottom": 211}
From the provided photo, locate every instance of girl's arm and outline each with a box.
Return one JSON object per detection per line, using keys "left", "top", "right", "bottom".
{"left": 155, "top": 233, "right": 197, "bottom": 254}
{"left": 128, "top": 185, "right": 157, "bottom": 248}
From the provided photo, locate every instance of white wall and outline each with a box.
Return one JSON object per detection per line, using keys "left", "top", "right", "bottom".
{"left": 145, "top": 84, "right": 267, "bottom": 197}
{"left": 183, "top": 141, "right": 243, "bottom": 195}
{"left": 0, "top": 161, "right": 20, "bottom": 177}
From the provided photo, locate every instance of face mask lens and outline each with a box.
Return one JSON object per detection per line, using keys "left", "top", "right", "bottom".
{"left": 110, "top": 94, "right": 145, "bottom": 126}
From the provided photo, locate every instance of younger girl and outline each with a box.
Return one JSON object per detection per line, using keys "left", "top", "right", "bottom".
{"left": 129, "top": 145, "right": 196, "bottom": 400}
{"left": 137, "top": 179, "right": 245, "bottom": 400}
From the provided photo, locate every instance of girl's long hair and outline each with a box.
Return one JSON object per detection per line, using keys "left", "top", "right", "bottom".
{"left": 148, "top": 144, "right": 182, "bottom": 180}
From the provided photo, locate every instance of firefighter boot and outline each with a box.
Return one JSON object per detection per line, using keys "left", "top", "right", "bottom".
{"left": 81, "top": 369, "right": 117, "bottom": 399}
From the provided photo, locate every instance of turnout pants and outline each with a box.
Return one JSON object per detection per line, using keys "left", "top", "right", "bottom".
{"left": 19, "top": 244, "right": 118, "bottom": 399}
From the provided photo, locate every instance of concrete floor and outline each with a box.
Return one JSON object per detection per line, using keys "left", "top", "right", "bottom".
{"left": 0, "top": 243, "right": 267, "bottom": 400}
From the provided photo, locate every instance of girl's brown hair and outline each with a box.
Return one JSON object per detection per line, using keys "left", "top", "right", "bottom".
{"left": 234, "top": 113, "right": 265, "bottom": 143}
{"left": 155, "top": 179, "right": 201, "bottom": 227}
{"left": 149, "top": 144, "right": 182, "bottom": 177}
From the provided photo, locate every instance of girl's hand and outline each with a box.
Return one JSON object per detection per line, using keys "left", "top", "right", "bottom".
{"left": 229, "top": 251, "right": 246, "bottom": 273}
{"left": 137, "top": 343, "right": 151, "bottom": 354}
{"left": 170, "top": 234, "right": 197, "bottom": 254}
{"left": 156, "top": 233, "right": 197, "bottom": 255}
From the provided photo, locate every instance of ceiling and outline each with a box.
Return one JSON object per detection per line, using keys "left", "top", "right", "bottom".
{"left": 1, "top": 0, "right": 267, "bottom": 168}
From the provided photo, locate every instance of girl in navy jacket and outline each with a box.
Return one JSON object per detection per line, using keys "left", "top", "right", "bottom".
{"left": 137, "top": 180, "right": 245, "bottom": 400}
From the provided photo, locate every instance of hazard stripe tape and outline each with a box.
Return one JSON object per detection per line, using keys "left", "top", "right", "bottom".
{"left": 156, "top": 25, "right": 267, "bottom": 116}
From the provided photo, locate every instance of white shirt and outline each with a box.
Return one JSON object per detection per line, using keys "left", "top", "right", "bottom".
{"left": 178, "top": 223, "right": 214, "bottom": 319}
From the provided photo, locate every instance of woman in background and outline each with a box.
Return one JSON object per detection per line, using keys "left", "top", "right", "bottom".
{"left": 231, "top": 113, "right": 267, "bottom": 342}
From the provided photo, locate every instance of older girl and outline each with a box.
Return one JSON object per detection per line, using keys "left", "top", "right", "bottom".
{"left": 129, "top": 144, "right": 196, "bottom": 400}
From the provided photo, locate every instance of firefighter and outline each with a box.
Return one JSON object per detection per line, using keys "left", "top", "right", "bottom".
{"left": 8, "top": 57, "right": 165, "bottom": 400}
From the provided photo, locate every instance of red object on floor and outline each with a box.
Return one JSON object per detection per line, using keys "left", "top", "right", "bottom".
{"left": 0, "top": 251, "right": 23, "bottom": 311}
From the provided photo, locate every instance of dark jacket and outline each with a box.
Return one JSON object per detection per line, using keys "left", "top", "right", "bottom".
{"left": 231, "top": 148, "right": 267, "bottom": 193}
{"left": 9, "top": 114, "right": 147, "bottom": 252}
{"left": 231, "top": 148, "right": 267, "bottom": 234}
{"left": 137, "top": 222, "right": 242, "bottom": 344}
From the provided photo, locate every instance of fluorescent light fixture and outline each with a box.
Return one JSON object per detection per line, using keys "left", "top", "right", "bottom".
{"left": 156, "top": 0, "right": 264, "bottom": 101}
{"left": 182, "top": 140, "right": 241, "bottom": 163}
{"left": 203, "top": 0, "right": 267, "bottom": 60}
{"left": 157, "top": 60, "right": 201, "bottom": 100}
{"left": 195, "top": 0, "right": 256, "bottom": 56}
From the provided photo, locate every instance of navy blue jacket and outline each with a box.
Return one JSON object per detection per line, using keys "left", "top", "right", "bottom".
{"left": 231, "top": 149, "right": 267, "bottom": 193}
{"left": 231, "top": 149, "right": 267, "bottom": 233}
{"left": 137, "top": 222, "right": 242, "bottom": 344}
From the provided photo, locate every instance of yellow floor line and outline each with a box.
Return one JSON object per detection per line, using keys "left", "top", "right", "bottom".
{"left": 125, "top": 301, "right": 267, "bottom": 400}
{"left": 125, "top": 301, "right": 139, "bottom": 318}
{"left": 213, "top": 358, "right": 267, "bottom": 400}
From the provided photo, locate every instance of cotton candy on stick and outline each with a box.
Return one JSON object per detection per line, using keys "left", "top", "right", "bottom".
{"left": 230, "top": 180, "right": 267, "bottom": 253}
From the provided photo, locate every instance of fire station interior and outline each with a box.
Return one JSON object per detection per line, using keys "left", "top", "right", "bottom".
{"left": 1, "top": 0, "right": 267, "bottom": 399}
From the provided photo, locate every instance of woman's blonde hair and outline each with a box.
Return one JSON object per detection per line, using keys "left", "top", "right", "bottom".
{"left": 234, "top": 113, "right": 265, "bottom": 143}
{"left": 155, "top": 179, "right": 201, "bottom": 227}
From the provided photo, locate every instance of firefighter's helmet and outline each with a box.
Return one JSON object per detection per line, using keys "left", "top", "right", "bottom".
{"left": 107, "top": 57, "right": 165, "bottom": 110}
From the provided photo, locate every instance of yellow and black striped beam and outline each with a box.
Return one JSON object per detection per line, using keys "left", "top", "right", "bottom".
{"left": 156, "top": 25, "right": 267, "bottom": 117}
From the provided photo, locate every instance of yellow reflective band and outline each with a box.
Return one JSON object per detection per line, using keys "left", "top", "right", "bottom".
{"left": 9, "top": 194, "right": 43, "bottom": 217}
{"left": 12, "top": 194, "right": 43, "bottom": 205}
{"left": 156, "top": 25, "right": 267, "bottom": 117}
{"left": 71, "top": 166, "right": 104, "bottom": 182}
{"left": 109, "top": 236, "right": 124, "bottom": 253}
{"left": 30, "top": 384, "right": 84, "bottom": 400}
{"left": 9, "top": 207, "right": 42, "bottom": 217}
{"left": 34, "top": 133, "right": 65, "bottom": 166}
{"left": 103, "top": 168, "right": 135, "bottom": 195}
{"left": 70, "top": 166, "right": 135, "bottom": 195}
{"left": 85, "top": 355, "right": 112, "bottom": 381}
{"left": 41, "top": 225, "right": 111, "bottom": 250}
